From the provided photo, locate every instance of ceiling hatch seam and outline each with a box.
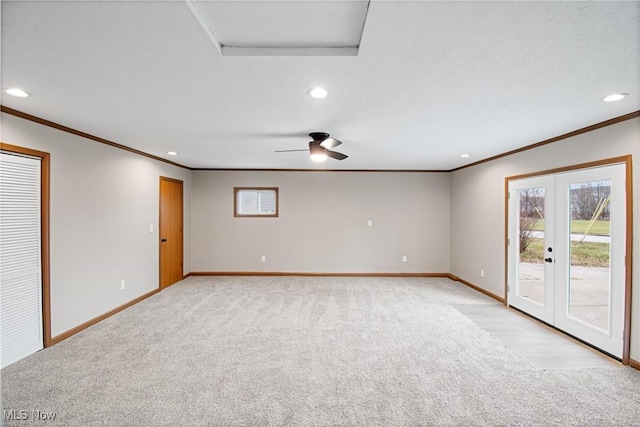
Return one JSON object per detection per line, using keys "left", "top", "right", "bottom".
{"left": 220, "top": 44, "right": 360, "bottom": 49}
{"left": 357, "top": 0, "right": 372, "bottom": 49}
{"left": 184, "top": 0, "right": 223, "bottom": 56}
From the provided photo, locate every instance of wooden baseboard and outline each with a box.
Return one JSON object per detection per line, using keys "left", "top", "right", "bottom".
{"left": 50, "top": 288, "right": 161, "bottom": 345}
{"left": 446, "top": 274, "right": 506, "bottom": 304}
{"left": 186, "top": 272, "right": 505, "bottom": 305}
{"left": 46, "top": 273, "right": 502, "bottom": 345}
{"left": 46, "top": 273, "right": 634, "bottom": 368}
{"left": 187, "top": 271, "right": 450, "bottom": 278}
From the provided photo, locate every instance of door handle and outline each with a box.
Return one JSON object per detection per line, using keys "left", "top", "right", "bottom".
{"left": 161, "top": 238, "right": 167, "bottom": 243}
{"left": 544, "top": 257, "right": 553, "bottom": 263}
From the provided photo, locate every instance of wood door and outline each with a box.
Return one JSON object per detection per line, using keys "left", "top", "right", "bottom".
{"left": 159, "top": 177, "right": 183, "bottom": 289}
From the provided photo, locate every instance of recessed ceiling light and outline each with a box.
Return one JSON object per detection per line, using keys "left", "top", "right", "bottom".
{"left": 460, "top": 153, "right": 471, "bottom": 158}
{"left": 167, "top": 151, "right": 178, "bottom": 156}
{"left": 602, "top": 93, "right": 628, "bottom": 103}
{"left": 5, "top": 88, "right": 32, "bottom": 98}
{"left": 308, "top": 87, "right": 328, "bottom": 99}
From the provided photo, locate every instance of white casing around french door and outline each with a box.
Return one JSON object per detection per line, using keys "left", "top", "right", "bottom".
{"left": 0, "top": 152, "right": 43, "bottom": 369}
{"left": 508, "top": 163, "right": 626, "bottom": 359}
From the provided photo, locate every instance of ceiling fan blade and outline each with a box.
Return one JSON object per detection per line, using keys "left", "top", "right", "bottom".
{"left": 320, "top": 137, "right": 342, "bottom": 149}
{"left": 274, "top": 149, "right": 309, "bottom": 153}
{"left": 326, "top": 150, "right": 348, "bottom": 160}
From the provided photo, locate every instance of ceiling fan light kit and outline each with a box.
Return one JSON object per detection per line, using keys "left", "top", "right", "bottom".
{"left": 310, "top": 144, "right": 328, "bottom": 162}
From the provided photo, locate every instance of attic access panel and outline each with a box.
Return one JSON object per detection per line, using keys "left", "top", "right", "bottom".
{"left": 188, "top": 0, "right": 370, "bottom": 56}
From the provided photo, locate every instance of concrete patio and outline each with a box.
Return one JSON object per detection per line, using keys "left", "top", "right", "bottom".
{"left": 517, "top": 262, "right": 610, "bottom": 331}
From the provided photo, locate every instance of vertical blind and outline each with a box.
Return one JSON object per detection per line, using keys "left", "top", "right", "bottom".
{"left": 0, "top": 152, "right": 43, "bottom": 369}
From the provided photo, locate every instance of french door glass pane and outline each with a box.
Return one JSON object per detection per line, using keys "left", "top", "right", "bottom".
{"left": 517, "top": 187, "right": 545, "bottom": 305}
{"left": 567, "top": 181, "right": 611, "bottom": 332}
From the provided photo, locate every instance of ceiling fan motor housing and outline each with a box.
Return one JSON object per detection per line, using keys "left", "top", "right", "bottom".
{"left": 309, "top": 132, "right": 330, "bottom": 142}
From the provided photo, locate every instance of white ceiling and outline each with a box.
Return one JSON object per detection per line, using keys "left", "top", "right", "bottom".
{"left": 1, "top": 1, "right": 638, "bottom": 170}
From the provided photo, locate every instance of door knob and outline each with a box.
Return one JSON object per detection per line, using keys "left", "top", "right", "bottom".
{"left": 544, "top": 257, "right": 553, "bottom": 263}
{"left": 161, "top": 238, "right": 167, "bottom": 243}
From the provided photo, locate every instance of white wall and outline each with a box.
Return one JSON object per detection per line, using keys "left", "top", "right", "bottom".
{"left": 450, "top": 117, "right": 640, "bottom": 360}
{"left": 191, "top": 170, "right": 450, "bottom": 274}
{"left": 1, "top": 113, "right": 192, "bottom": 337}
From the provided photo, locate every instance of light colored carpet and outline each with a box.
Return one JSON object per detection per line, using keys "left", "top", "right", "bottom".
{"left": 2, "top": 276, "right": 639, "bottom": 426}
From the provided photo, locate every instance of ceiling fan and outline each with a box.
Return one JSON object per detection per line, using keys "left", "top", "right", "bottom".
{"left": 274, "top": 132, "right": 348, "bottom": 162}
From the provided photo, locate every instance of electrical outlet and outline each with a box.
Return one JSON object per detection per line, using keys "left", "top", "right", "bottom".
{"left": 367, "top": 220, "right": 373, "bottom": 227}
{"left": 120, "top": 280, "right": 126, "bottom": 290}
{"left": 480, "top": 269, "right": 485, "bottom": 278}
{"left": 402, "top": 255, "right": 407, "bottom": 263}
{"left": 261, "top": 255, "right": 266, "bottom": 262}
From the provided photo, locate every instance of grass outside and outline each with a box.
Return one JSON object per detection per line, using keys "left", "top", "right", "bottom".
{"left": 520, "top": 237, "right": 610, "bottom": 267}
{"left": 530, "top": 219, "right": 610, "bottom": 236}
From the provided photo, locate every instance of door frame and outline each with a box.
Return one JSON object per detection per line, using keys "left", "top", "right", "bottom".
{"left": 159, "top": 176, "right": 184, "bottom": 289}
{"left": 504, "top": 155, "right": 633, "bottom": 364}
{"left": 0, "top": 142, "right": 52, "bottom": 348}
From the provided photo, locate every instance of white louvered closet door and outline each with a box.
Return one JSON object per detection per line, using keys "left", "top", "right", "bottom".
{"left": 0, "top": 152, "right": 43, "bottom": 369}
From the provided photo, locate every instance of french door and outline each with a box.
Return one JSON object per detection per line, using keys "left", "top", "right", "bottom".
{"left": 507, "top": 163, "right": 626, "bottom": 358}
